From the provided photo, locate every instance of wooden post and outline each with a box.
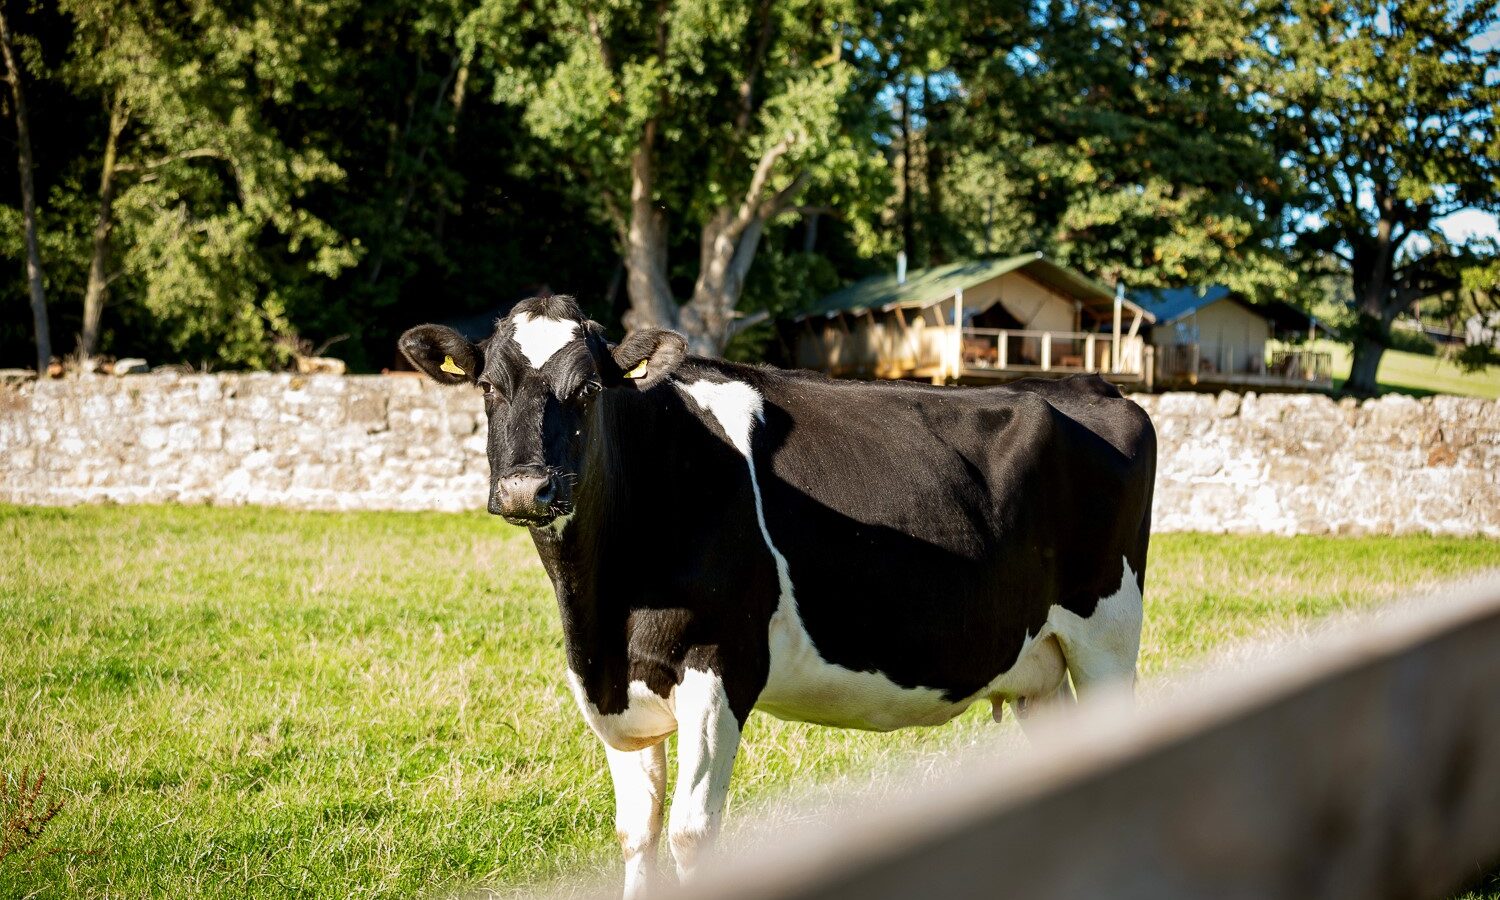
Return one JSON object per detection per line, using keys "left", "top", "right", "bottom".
{"left": 891, "top": 305, "right": 919, "bottom": 376}
{"left": 1085, "top": 334, "right": 1096, "bottom": 372}
{"left": 951, "top": 289, "right": 964, "bottom": 381}
{"left": 1112, "top": 283, "right": 1123, "bottom": 374}
{"left": 1041, "top": 332, "right": 1051, "bottom": 371}
{"left": 998, "top": 329, "right": 1008, "bottom": 370}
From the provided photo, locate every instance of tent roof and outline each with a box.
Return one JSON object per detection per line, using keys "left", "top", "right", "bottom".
{"left": 1131, "top": 285, "right": 1234, "bottom": 324}
{"left": 793, "top": 253, "right": 1154, "bottom": 323}
{"left": 1133, "top": 285, "right": 1315, "bottom": 332}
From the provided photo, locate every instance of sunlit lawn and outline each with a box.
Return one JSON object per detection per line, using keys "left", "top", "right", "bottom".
{"left": 1320, "top": 339, "right": 1500, "bottom": 399}
{"left": 3, "top": 504, "right": 1498, "bottom": 897}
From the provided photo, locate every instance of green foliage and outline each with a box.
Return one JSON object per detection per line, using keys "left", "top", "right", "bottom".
{"left": 50, "top": 0, "right": 360, "bottom": 367}
{"left": 1456, "top": 342, "right": 1500, "bottom": 375}
{"left": 1245, "top": 0, "right": 1500, "bottom": 386}
{"left": 1386, "top": 327, "right": 1438, "bottom": 357}
{"left": 0, "top": 0, "right": 1493, "bottom": 368}
{"left": 910, "top": 0, "right": 1298, "bottom": 296}
{"left": 723, "top": 240, "right": 841, "bottom": 361}
{"left": 0, "top": 0, "right": 617, "bottom": 370}
{"left": 464, "top": 0, "right": 887, "bottom": 319}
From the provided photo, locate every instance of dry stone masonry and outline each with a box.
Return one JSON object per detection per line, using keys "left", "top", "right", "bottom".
{"left": 2, "top": 374, "right": 1496, "bottom": 536}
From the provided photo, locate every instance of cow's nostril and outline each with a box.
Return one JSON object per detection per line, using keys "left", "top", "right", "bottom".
{"left": 534, "top": 480, "right": 556, "bottom": 506}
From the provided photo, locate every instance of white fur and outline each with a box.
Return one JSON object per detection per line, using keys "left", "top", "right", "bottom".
{"left": 604, "top": 742, "right": 666, "bottom": 900}
{"left": 511, "top": 313, "right": 578, "bottom": 369}
{"left": 565, "top": 670, "right": 677, "bottom": 752}
{"left": 678, "top": 380, "right": 762, "bottom": 455}
{"left": 1045, "top": 557, "right": 1144, "bottom": 695}
{"left": 667, "top": 668, "right": 740, "bottom": 880}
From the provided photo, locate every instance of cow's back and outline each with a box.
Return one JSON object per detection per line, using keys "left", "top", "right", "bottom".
{"left": 743, "top": 369, "right": 1154, "bottom": 718}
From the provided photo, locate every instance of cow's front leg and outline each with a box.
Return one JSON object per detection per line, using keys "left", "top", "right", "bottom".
{"left": 605, "top": 742, "right": 667, "bottom": 900}
{"left": 668, "top": 669, "right": 742, "bottom": 881}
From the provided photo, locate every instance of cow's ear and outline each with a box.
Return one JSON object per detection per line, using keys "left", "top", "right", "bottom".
{"left": 399, "top": 325, "right": 483, "bottom": 385}
{"left": 603, "top": 328, "right": 687, "bottom": 390}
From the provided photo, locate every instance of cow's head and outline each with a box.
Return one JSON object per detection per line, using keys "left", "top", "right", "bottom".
{"left": 399, "top": 295, "right": 687, "bottom": 526}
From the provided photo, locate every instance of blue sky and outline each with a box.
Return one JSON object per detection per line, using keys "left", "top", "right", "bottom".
{"left": 1436, "top": 209, "right": 1499, "bottom": 243}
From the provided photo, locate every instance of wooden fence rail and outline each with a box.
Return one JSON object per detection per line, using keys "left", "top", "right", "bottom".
{"left": 646, "top": 574, "right": 1500, "bottom": 900}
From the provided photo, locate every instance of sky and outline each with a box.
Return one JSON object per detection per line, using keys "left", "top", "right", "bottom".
{"left": 1436, "top": 209, "right": 1500, "bottom": 244}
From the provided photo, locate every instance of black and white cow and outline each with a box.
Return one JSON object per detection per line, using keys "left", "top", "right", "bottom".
{"left": 400, "top": 295, "right": 1156, "bottom": 897}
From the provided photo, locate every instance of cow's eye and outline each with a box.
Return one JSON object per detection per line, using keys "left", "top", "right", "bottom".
{"left": 575, "top": 380, "right": 601, "bottom": 402}
{"left": 479, "top": 380, "right": 497, "bottom": 397}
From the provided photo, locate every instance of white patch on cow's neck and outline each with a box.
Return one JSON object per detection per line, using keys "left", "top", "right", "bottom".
{"left": 512, "top": 314, "right": 579, "bottom": 369}
{"left": 678, "top": 380, "right": 762, "bottom": 455}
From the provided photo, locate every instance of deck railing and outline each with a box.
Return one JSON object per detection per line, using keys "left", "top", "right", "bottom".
{"left": 1269, "top": 348, "right": 1334, "bottom": 385}
{"left": 1159, "top": 343, "right": 1332, "bottom": 387}
{"left": 958, "top": 328, "right": 1146, "bottom": 377}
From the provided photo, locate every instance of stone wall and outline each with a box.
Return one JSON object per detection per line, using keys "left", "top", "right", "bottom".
{"left": 1130, "top": 391, "right": 1499, "bottom": 537}
{"left": 2, "top": 374, "right": 1496, "bottom": 536}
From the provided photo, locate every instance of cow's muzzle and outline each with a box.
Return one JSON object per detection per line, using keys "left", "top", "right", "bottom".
{"left": 491, "top": 469, "right": 558, "bottom": 525}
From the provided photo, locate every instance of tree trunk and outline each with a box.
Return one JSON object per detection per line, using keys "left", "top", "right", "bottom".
{"left": 1344, "top": 223, "right": 1398, "bottom": 397}
{"left": 922, "top": 74, "right": 943, "bottom": 266}
{"left": 802, "top": 211, "right": 819, "bottom": 253}
{"left": 79, "top": 93, "right": 126, "bottom": 361}
{"left": 621, "top": 128, "right": 678, "bottom": 334}
{"left": 0, "top": 6, "right": 51, "bottom": 372}
{"left": 1345, "top": 328, "right": 1386, "bottom": 397}
{"left": 898, "top": 79, "right": 914, "bottom": 264}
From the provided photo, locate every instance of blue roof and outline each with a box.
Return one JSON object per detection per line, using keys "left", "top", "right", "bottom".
{"left": 1131, "top": 285, "right": 1234, "bottom": 325}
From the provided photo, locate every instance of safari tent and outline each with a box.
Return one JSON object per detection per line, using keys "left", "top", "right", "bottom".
{"left": 1134, "top": 286, "right": 1332, "bottom": 391}
{"left": 780, "top": 254, "right": 1156, "bottom": 386}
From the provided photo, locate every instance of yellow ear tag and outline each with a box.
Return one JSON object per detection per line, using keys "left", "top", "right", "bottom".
{"left": 623, "top": 360, "right": 649, "bottom": 379}
{"left": 439, "top": 355, "right": 465, "bottom": 376}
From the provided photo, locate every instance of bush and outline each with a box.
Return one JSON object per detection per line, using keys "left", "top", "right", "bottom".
{"left": 1455, "top": 342, "right": 1500, "bottom": 374}
{"left": 1387, "top": 327, "right": 1438, "bottom": 356}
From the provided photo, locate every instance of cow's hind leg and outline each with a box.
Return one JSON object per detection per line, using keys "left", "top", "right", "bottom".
{"left": 605, "top": 742, "right": 667, "bottom": 900}
{"left": 1050, "top": 558, "right": 1144, "bottom": 698}
{"left": 668, "top": 669, "right": 741, "bottom": 882}
{"left": 995, "top": 631, "right": 1073, "bottom": 735}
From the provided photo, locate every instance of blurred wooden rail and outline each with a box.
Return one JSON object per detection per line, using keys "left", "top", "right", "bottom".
{"left": 662, "top": 574, "right": 1500, "bottom": 900}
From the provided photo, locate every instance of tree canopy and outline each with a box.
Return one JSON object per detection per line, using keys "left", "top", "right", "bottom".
{"left": 1, "top": 0, "right": 1495, "bottom": 373}
{"left": 1246, "top": 0, "right": 1499, "bottom": 393}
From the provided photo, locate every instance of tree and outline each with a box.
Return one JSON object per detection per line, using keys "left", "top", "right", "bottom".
{"left": 54, "top": 0, "right": 359, "bottom": 366}
{"left": 942, "top": 0, "right": 1293, "bottom": 294}
{"left": 0, "top": 1, "right": 51, "bottom": 371}
{"left": 464, "top": 0, "right": 883, "bottom": 354}
{"left": 1251, "top": 0, "right": 1500, "bottom": 395}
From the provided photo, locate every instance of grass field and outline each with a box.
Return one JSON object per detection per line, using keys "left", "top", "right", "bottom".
{"left": 1320, "top": 340, "right": 1500, "bottom": 399}
{"left": 3, "top": 505, "right": 1499, "bottom": 898}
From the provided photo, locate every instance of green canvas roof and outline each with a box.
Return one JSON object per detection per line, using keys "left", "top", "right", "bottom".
{"left": 793, "top": 252, "right": 1154, "bottom": 323}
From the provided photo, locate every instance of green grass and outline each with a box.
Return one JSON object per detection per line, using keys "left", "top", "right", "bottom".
{"left": 2, "top": 505, "right": 1498, "bottom": 897}
{"left": 1320, "top": 340, "right": 1500, "bottom": 399}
